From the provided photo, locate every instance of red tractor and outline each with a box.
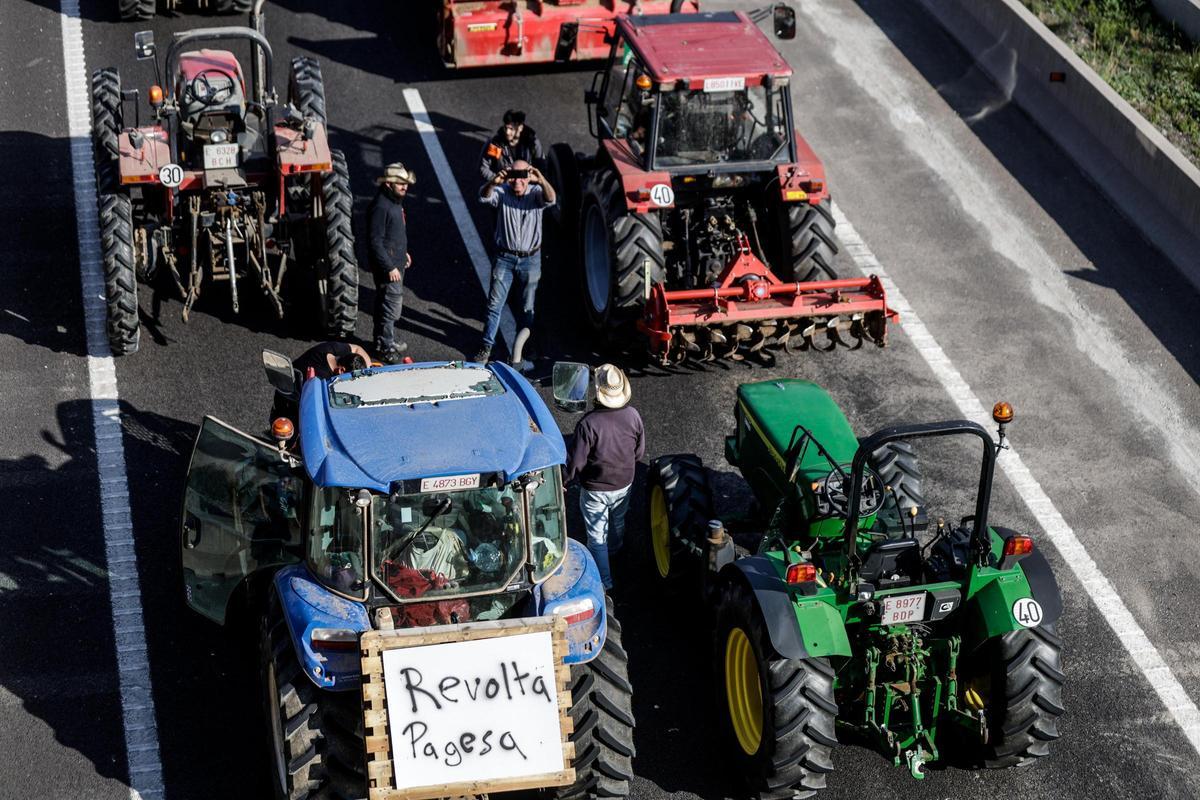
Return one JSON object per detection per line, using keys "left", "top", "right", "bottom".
{"left": 548, "top": 7, "right": 896, "bottom": 363}
{"left": 90, "top": 8, "right": 358, "bottom": 355}
{"left": 436, "top": 0, "right": 699, "bottom": 68}
{"left": 118, "top": 0, "right": 252, "bottom": 22}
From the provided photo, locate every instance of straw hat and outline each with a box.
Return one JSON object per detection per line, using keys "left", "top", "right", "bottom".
{"left": 594, "top": 363, "right": 631, "bottom": 409}
{"left": 377, "top": 162, "right": 416, "bottom": 186}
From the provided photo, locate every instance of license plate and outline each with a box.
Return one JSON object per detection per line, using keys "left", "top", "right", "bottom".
{"left": 879, "top": 593, "right": 926, "bottom": 626}
{"left": 203, "top": 143, "right": 240, "bottom": 170}
{"left": 704, "top": 76, "right": 745, "bottom": 93}
{"left": 420, "top": 473, "right": 480, "bottom": 493}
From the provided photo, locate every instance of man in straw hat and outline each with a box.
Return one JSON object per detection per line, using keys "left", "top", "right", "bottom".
{"left": 368, "top": 162, "right": 416, "bottom": 363}
{"left": 564, "top": 364, "right": 645, "bottom": 590}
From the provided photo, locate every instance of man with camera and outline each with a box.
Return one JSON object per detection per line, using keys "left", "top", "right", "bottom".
{"left": 475, "top": 160, "right": 556, "bottom": 365}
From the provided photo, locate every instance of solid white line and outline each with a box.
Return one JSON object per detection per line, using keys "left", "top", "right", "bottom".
{"left": 401, "top": 88, "right": 516, "bottom": 352}
{"left": 832, "top": 201, "right": 1200, "bottom": 754}
{"left": 59, "top": 1, "right": 165, "bottom": 798}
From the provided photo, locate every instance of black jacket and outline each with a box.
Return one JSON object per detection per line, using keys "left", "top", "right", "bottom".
{"left": 479, "top": 127, "right": 545, "bottom": 182}
{"left": 565, "top": 406, "right": 646, "bottom": 492}
{"left": 367, "top": 188, "right": 408, "bottom": 278}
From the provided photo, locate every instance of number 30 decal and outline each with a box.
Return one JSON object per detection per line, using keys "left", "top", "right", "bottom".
{"left": 158, "top": 163, "right": 184, "bottom": 188}
{"left": 1012, "top": 598, "right": 1043, "bottom": 628}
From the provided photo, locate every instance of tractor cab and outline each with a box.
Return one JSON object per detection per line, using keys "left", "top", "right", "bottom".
{"left": 175, "top": 50, "right": 249, "bottom": 145}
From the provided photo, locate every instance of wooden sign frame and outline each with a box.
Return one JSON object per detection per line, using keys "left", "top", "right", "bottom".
{"left": 359, "top": 616, "right": 575, "bottom": 800}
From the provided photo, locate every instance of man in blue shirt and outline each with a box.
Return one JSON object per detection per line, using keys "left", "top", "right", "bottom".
{"left": 475, "top": 160, "right": 556, "bottom": 364}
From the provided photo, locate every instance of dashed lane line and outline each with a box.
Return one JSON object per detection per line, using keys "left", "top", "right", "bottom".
{"left": 401, "top": 88, "right": 516, "bottom": 352}
{"left": 59, "top": 1, "right": 165, "bottom": 797}
{"left": 832, "top": 201, "right": 1200, "bottom": 755}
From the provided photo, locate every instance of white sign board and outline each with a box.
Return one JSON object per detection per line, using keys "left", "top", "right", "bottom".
{"left": 381, "top": 630, "right": 565, "bottom": 790}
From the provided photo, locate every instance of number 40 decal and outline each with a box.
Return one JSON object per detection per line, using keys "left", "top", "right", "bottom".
{"left": 1012, "top": 597, "right": 1043, "bottom": 628}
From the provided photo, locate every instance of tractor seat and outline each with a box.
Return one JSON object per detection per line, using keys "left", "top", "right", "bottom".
{"left": 859, "top": 538, "right": 921, "bottom": 589}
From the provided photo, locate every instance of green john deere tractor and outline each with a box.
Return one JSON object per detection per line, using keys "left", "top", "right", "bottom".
{"left": 648, "top": 380, "right": 1064, "bottom": 796}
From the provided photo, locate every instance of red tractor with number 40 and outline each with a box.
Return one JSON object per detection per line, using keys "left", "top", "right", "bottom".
{"left": 548, "top": 6, "right": 896, "bottom": 364}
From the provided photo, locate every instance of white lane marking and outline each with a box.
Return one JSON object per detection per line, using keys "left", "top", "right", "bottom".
{"left": 833, "top": 202, "right": 1200, "bottom": 754}
{"left": 401, "top": 88, "right": 515, "bottom": 351}
{"left": 59, "top": 2, "right": 165, "bottom": 798}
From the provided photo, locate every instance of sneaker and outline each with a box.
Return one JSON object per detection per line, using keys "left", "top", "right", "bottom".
{"left": 378, "top": 343, "right": 408, "bottom": 365}
{"left": 511, "top": 358, "right": 534, "bottom": 373}
{"left": 473, "top": 346, "right": 491, "bottom": 363}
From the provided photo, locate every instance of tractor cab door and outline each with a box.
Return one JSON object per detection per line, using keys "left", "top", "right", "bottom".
{"left": 181, "top": 416, "right": 304, "bottom": 624}
{"left": 596, "top": 35, "right": 651, "bottom": 162}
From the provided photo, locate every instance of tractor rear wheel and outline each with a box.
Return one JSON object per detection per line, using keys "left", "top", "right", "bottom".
{"left": 319, "top": 149, "right": 359, "bottom": 339}
{"left": 98, "top": 192, "right": 140, "bottom": 356}
{"left": 91, "top": 68, "right": 123, "bottom": 193}
{"left": 782, "top": 200, "right": 839, "bottom": 282}
{"left": 976, "top": 623, "right": 1065, "bottom": 768}
{"left": 714, "top": 581, "right": 837, "bottom": 799}
{"left": 288, "top": 56, "right": 327, "bottom": 125}
{"left": 260, "top": 590, "right": 366, "bottom": 800}
{"left": 546, "top": 143, "right": 580, "bottom": 230}
{"left": 118, "top": 0, "right": 154, "bottom": 21}
{"left": 578, "top": 167, "right": 665, "bottom": 332}
{"left": 556, "top": 598, "right": 636, "bottom": 800}
{"left": 869, "top": 441, "right": 925, "bottom": 534}
{"left": 647, "top": 455, "right": 713, "bottom": 582}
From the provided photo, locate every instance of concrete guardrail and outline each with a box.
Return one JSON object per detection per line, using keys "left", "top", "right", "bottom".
{"left": 916, "top": 0, "right": 1200, "bottom": 289}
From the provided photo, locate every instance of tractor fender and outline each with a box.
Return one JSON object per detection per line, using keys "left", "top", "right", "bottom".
{"left": 536, "top": 538, "right": 608, "bottom": 665}
{"left": 720, "top": 557, "right": 851, "bottom": 660}
{"left": 272, "top": 565, "right": 370, "bottom": 692}
{"left": 1017, "top": 547, "right": 1064, "bottom": 626}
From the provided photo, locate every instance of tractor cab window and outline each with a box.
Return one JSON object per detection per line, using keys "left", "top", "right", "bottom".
{"left": 601, "top": 40, "right": 648, "bottom": 148}
{"left": 654, "top": 82, "right": 791, "bottom": 168}
{"left": 308, "top": 487, "right": 369, "bottom": 598}
{"left": 527, "top": 468, "right": 567, "bottom": 580}
{"left": 372, "top": 484, "right": 526, "bottom": 601}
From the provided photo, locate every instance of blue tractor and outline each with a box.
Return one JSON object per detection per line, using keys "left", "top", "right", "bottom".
{"left": 180, "top": 358, "right": 633, "bottom": 799}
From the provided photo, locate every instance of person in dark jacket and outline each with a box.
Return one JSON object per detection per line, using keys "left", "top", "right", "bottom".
{"left": 368, "top": 163, "right": 416, "bottom": 363}
{"left": 564, "top": 364, "right": 645, "bottom": 590}
{"left": 479, "top": 110, "right": 544, "bottom": 182}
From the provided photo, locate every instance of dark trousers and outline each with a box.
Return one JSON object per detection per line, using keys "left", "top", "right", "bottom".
{"left": 372, "top": 273, "right": 405, "bottom": 352}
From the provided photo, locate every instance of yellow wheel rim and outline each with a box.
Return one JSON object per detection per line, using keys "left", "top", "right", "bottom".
{"left": 650, "top": 485, "right": 671, "bottom": 579}
{"left": 725, "top": 626, "right": 764, "bottom": 756}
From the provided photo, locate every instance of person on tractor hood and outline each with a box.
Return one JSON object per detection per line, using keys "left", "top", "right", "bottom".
{"left": 564, "top": 365, "right": 645, "bottom": 591}
{"left": 368, "top": 163, "right": 416, "bottom": 364}
{"left": 479, "top": 109, "right": 544, "bottom": 183}
{"left": 269, "top": 341, "right": 370, "bottom": 425}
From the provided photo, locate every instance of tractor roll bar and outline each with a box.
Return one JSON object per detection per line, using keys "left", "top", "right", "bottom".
{"left": 844, "top": 420, "right": 998, "bottom": 570}
{"left": 165, "top": 27, "right": 274, "bottom": 106}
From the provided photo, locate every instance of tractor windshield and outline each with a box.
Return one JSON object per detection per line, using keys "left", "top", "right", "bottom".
{"left": 654, "top": 82, "right": 791, "bottom": 168}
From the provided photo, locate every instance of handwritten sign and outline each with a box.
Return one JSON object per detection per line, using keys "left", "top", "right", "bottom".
{"left": 375, "top": 624, "right": 569, "bottom": 795}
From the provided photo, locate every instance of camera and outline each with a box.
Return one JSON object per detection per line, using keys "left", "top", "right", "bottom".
{"left": 508, "top": 168, "right": 529, "bottom": 180}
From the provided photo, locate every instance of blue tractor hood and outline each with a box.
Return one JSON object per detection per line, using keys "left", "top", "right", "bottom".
{"left": 298, "top": 361, "right": 566, "bottom": 491}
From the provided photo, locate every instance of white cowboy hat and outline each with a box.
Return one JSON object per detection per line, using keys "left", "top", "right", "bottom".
{"left": 594, "top": 363, "right": 631, "bottom": 409}
{"left": 377, "top": 162, "right": 416, "bottom": 185}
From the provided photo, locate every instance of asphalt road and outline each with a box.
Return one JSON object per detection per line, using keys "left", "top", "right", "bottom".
{"left": 3, "top": 0, "right": 1200, "bottom": 798}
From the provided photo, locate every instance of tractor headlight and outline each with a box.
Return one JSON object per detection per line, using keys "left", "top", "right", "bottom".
{"left": 210, "top": 128, "right": 229, "bottom": 144}
{"left": 711, "top": 174, "right": 746, "bottom": 189}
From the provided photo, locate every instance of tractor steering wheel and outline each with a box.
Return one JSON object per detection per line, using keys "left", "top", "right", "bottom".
{"left": 186, "top": 70, "right": 235, "bottom": 108}
{"left": 818, "top": 465, "right": 885, "bottom": 521}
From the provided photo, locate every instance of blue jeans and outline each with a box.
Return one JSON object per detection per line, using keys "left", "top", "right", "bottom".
{"left": 579, "top": 484, "right": 631, "bottom": 590}
{"left": 373, "top": 277, "right": 405, "bottom": 352}
{"left": 482, "top": 252, "right": 540, "bottom": 349}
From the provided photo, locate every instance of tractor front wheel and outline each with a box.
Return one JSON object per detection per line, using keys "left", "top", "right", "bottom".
{"left": 91, "top": 68, "right": 123, "bottom": 192}
{"left": 118, "top": 0, "right": 154, "bottom": 21}
{"left": 714, "top": 581, "right": 837, "bottom": 799}
{"left": 261, "top": 591, "right": 365, "bottom": 800}
{"left": 98, "top": 192, "right": 140, "bottom": 355}
{"left": 556, "top": 598, "right": 636, "bottom": 800}
{"left": 578, "top": 168, "right": 665, "bottom": 332}
{"left": 647, "top": 455, "right": 713, "bottom": 582}
{"left": 782, "top": 200, "right": 839, "bottom": 282}
{"left": 288, "top": 56, "right": 327, "bottom": 125}
{"left": 977, "top": 623, "right": 1065, "bottom": 767}
{"left": 319, "top": 149, "right": 359, "bottom": 338}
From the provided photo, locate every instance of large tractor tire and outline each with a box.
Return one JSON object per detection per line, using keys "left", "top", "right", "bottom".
{"left": 555, "top": 598, "right": 636, "bottom": 800}
{"left": 714, "top": 581, "right": 837, "bottom": 799}
{"left": 647, "top": 455, "right": 714, "bottom": 582}
{"left": 578, "top": 167, "right": 665, "bottom": 332}
{"left": 91, "top": 68, "right": 123, "bottom": 193}
{"left": 319, "top": 149, "right": 359, "bottom": 338}
{"left": 118, "top": 0, "right": 155, "bottom": 21}
{"left": 782, "top": 200, "right": 839, "bottom": 282}
{"left": 546, "top": 143, "right": 580, "bottom": 230}
{"left": 979, "top": 623, "right": 1065, "bottom": 768}
{"left": 288, "top": 56, "right": 327, "bottom": 124}
{"left": 868, "top": 441, "right": 925, "bottom": 534}
{"left": 260, "top": 590, "right": 365, "bottom": 800}
{"left": 98, "top": 192, "right": 140, "bottom": 356}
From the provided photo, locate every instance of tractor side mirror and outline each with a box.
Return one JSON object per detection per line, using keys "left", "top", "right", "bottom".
{"left": 552, "top": 362, "right": 591, "bottom": 413}
{"left": 584, "top": 89, "right": 599, "bottom": 105}
{"left": 134, "top": 30, "right": 156, "bottom": 60}
{"left": 262, "top": 349, "right": 297, "bottom": 398}
{"left": 772, "top": 4, "right": 797, "bottom": 40}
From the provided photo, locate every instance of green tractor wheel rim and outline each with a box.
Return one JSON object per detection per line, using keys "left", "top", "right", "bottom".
{"left": 650, "top": 484, "right": 671, "bottom": 578}
{"left": 725, "top": 626, "right": 764, "bottom": 756}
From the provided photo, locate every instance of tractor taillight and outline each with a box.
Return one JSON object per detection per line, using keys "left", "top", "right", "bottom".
{"left": 550, "top": 597, "right": 595, "bottom": 625}
{"left": 310, "top": 628, "right": 359, "bottom": 651}
{"left": 1002, "top": 535, "right": 1034, "bottom": 557}
{"left": 786, "top": 563, "right": 817, "bottom": 584}
{"left": 636, "top": 187, "right": 651, "bottom": 202}
{"left": 801, "top": 180, "right": 824, "bottom": 194}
